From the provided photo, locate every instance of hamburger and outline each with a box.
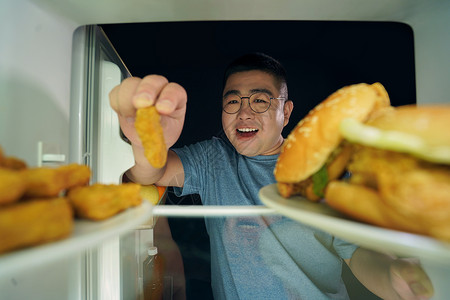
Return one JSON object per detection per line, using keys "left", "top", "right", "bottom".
{"left": 274, "top": 82, "right": 391, "bottom": 201}
{"left": 325, "top": 105, "right": 450, "bottom": 241}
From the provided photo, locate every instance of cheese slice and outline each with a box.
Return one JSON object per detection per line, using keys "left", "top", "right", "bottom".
{"left": 339, "top": 118, "right": 450, "bottom": 164}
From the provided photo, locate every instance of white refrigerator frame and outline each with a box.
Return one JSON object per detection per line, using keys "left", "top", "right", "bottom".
{"left": 70, "top": 25, "right": 155, "bottom": 300}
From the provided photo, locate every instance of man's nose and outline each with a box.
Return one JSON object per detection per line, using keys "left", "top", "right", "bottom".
{"left": 238, "top": 99, "right": 254, "bottom": 118}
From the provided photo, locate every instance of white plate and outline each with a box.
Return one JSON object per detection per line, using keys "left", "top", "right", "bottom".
{"left": 0, "top": 201, "right": 153, "bottom": 277}
{"left": 259, "top": 184, "right": 450, "bottom": 265}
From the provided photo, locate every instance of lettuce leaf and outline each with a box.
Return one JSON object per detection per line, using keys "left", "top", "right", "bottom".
{"left": 312, "top": 164, "right": 328, "bottom": 198}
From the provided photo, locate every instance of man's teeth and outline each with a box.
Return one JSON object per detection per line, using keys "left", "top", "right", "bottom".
{"left": 237, "top": 128, "right": 258, "bottom": 132}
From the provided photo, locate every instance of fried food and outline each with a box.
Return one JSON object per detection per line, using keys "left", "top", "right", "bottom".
{"left": 0, "top": 197, "right": 73, "bottom": 254}
{"left": 24, "top": 164, "right": 90, "bottom": 198}
{"left": 135, "top": 105, "right": 167, "bottom": 168}
{"left": 0, "top": 146, "right": 27, "bottom": 170}
{"left": 0, "top": 145, "right": 147, "bottom": 254}
{"left": 58, "top": 163, "right": 91, "bottom": 189}
{"left": 67, "top": 183, "right": 142, "bottom": 221}
{"left": 24, "top": 167, "right": 68, "bottom": 197}
{"left": 0, "top": 168, "right": 27, "bottom": 205}
{"left": 351, "top": 146, "right": 450, "bottom": 238}
{"left": 326, "top": 105, "right": 450, "bottom": 241}
{"left": 0, "top": 146, "right": 4, "bottom": 166}
{"left": 2, "top": 157, "right": 27, "bottom": 170}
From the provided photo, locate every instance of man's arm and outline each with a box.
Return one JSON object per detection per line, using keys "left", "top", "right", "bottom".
{"left": 126, "top": 149, "right": 185, "bottom": 187}
{"left": 110, "top": 75, "right": 187, "bottom": 186}
{"left": 345, "top": 248, "right": 434, "bottom": 299}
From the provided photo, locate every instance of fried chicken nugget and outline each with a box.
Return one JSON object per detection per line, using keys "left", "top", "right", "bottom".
{"left": 0, "top": 197, "right": 73, "bottom": 254}
{"left": 2, "top": 157, "right": 27, "bottom": 170}
{"left": 0, "top": 168, "right": 27, "bottom": 205}
{"left": 24, "top": 164, "right": 91, "bottom": 198}
{"left": 0, "top": 146, "right": 27, "bottom": 170}
{"left": 67, "top": 183, "right": 142, "bottom": 221}
{"left": 135, "top": 106, "right": 167, "bottom": 168}
{"left": 0, "top": 146, "right": 4, "bottom": 166}
{"left": 58, "top": 163, "right": 91, "bottom": 190}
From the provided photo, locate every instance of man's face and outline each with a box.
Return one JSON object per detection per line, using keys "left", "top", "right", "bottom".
{"left": 222, "top": 70, "right": 293, "bottom": 156}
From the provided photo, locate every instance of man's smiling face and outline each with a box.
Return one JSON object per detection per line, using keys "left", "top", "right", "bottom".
{"left": 221, "top": 70, "right": 293, "bottom": 157}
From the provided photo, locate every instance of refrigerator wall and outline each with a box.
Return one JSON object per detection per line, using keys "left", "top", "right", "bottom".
{"left": 0, "top": 2, "right": 79, "bottom": 298}
{"left": 0, "top": 0, "right": 76, "bottom": 166}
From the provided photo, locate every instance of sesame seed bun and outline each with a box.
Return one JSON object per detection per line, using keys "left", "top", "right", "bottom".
{"left": 367, "top": 105, "right": 450, "bottom": 150}
{"left": 274, "top": 83, "right": 391, "bottom": 199}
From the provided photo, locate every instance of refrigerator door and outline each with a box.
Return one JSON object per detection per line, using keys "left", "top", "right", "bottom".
{"left": 70, "top": 25, "right": 149, "bottom": 300}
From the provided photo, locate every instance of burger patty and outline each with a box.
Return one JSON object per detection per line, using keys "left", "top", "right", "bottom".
{"left": 277, "top": 177, "right": 313, "bottom": 199}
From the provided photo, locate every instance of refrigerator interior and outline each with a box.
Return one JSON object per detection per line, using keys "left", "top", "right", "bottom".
{"left": 0, "top": 0, "right": 449, "bottom": 299}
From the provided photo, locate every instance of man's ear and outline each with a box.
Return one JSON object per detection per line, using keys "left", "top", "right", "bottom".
{"left": 283, "top": 100, "right": 294, "bottom": 127}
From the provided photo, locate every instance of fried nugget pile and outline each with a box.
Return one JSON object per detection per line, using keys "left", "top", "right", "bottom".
{"left": 0, "top": 146, "right": 142, "bottom": 254}
{"left": 68, "top": 183, "right": 142, "bottom": 221}
{"left": 135, "top": 105, "right": 167, "bottom": 169}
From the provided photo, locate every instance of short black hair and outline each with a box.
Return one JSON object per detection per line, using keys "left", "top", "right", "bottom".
{"left": 222, "top": 52, "right": 288, "bottom": 98}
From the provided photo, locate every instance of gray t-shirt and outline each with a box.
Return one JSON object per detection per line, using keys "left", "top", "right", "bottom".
{"left": 173, "top": 137, "right": 358, "bottom": 299}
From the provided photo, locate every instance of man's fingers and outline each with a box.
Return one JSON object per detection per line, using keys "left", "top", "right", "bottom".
{"left": 109, "top": 74, "right": 186, "bottom": 121}
{"left": 132, "top": 75, "right": 169, "bottom": 108}
{"left": 155, "top": 82, "right": 188, "bottom": 115}
{"left": 391, "top": 258, "right": 434, "bottom": 299}
{"left": 109, "top": 76, "right": 141, "bottom": 117}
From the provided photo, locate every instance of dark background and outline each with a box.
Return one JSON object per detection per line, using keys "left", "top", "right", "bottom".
{"left": 102, "top": 21, "right": 416, "bottom": 147}
{"left": 101, "top": 21, "right": 415, "bottom": 299}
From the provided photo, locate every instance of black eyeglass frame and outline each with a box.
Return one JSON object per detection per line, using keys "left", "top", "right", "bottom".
{"left": 222, "top": 92, "right": 286, "bottom": 114}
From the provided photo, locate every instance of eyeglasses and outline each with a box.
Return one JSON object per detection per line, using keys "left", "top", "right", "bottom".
{"left": 222, "top": 92, "right": 286, "bottom": 114}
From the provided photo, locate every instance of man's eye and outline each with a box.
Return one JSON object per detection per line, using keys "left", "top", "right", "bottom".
{"left": 227, "top": 100, "right": 239, "bottom": 104}
{"left": 253, "top": 98, "right": 268, "bottom": 103}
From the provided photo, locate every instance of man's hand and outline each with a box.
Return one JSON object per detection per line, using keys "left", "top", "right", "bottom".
{"left": 109, "top": 75, "right": 187, "bottom": 149}
{"left": 390, "top": 258, "right": 434, "bottom": 300}
{"left": 348, "top": 248, "right": 434, "bottom": 300}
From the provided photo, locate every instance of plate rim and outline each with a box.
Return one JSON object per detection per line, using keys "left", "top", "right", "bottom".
{"left": 259, "top": 184, "right": 450, "bottom": 264}
{"left": 0, "top": 201, "right": 153, "bottom": 277}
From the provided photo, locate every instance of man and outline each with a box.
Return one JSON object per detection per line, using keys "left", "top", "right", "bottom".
{"left": 110, "top": 53, "right": 433, "bottom": 299}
